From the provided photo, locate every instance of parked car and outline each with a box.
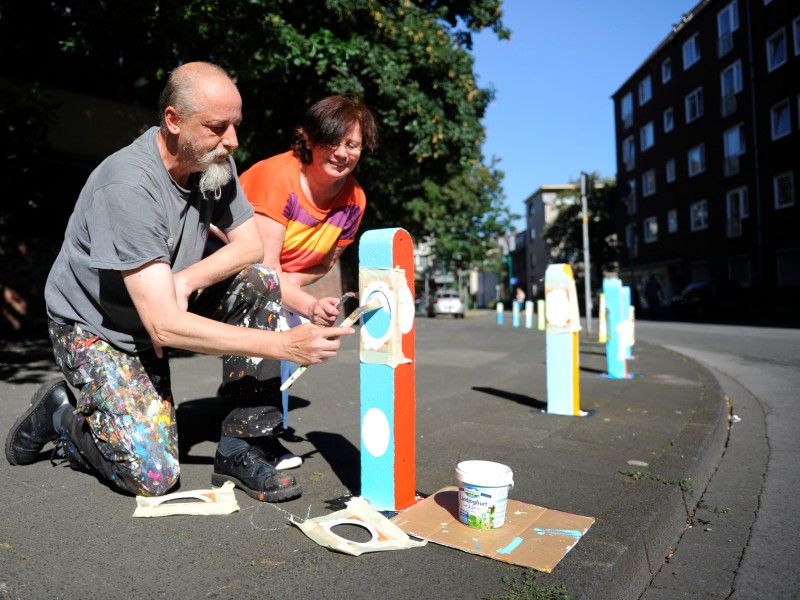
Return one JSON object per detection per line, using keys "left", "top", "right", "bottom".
{"left": 670, "top": 280, "right": 745, "bottom": 319}
{"left": 427, "top": 290, "right": 466, "bottom": 318}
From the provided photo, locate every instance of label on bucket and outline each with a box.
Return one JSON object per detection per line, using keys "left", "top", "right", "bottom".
{"left": 458, "top": 484, "right": 508, "bottom": 529}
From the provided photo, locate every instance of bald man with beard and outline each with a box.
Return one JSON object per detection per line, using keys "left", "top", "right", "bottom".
{"left": 5, "top": 62, "right": 352, "bottom": 502}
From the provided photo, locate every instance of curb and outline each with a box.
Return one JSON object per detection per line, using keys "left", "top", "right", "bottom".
{"left": 553, "top": 350, "right": 730, "bottom": 598}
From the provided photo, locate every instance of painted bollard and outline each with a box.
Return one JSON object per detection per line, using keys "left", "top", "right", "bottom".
{"left": 496, "top": 302, "right": 504, "bottom": 325}
{"left": 622, "top": 286, "right": 633, "bottom": 359}
{"left": 525, "top": 300, "right": 534, "bottom": 329}
{"left": 512, "top": 301, "right": 521, "bottom": 327}
{"left": 602, "top": 277, "right": 628, "bottom": 379}
{"left": 537, "top": 299, "right": 545, "bottom": 331}
{"left": 358, "top": 228, "right": 416, "bottom": 511}
{"left": 544, "top": 264, "right": 582, "bottom": 416}
{"left": 597, "top": 293, "right": 608, "bottom": 343}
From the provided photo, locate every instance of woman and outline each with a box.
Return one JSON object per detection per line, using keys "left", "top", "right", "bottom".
{"left": 237, "top": 96, "right": 378, "bottom": 467}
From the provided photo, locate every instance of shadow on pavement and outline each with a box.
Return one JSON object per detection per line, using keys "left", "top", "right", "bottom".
{"left": 472, "top": 386, "right": 546, "bottom": 411}
{"left": 305, "top": 430, "right": 360, "bottom": 497}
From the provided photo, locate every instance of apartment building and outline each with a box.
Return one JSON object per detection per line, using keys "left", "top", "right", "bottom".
{"left": 612, "top": 0, "right": 799, "bottom": 318}
{"left": 524, "top": 185, "right": 577, "bottom": 301}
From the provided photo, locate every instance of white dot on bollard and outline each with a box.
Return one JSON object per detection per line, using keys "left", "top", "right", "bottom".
{"left": 362, "top": 408, "right": 390, "bottom": 457}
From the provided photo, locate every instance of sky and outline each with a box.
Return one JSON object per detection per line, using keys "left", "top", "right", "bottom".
{"left": 471, "top": 0, "right": 701, "bottom": 229}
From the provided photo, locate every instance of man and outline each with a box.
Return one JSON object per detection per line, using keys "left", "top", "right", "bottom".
{"left": 4, "top": 62, "right": 352, "bottom": 502}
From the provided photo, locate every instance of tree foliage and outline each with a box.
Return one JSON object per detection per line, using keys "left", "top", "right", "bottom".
{"left": 0, "top": 0, "right": 515, "bottom": 270}
{"left": 543, "top": 173, "right": 619, "bottom": 292}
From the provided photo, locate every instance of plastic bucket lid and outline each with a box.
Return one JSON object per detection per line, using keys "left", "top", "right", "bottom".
{"left": 455, "top": 460, "right": 514, "bottom": 489}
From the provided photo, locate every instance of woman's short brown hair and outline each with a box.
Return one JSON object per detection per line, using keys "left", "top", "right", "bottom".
{"left": 291, "top": 96, "right": 378, "bottom": 164}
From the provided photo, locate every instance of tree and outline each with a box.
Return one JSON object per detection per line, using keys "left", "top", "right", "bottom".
{"left": 543, "top": 173, "right": 619, "bottom": 295}
{"left": 0, "top": 0, "right": 515, "bottom": 270}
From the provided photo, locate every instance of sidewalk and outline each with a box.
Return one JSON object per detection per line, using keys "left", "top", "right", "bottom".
{"left": 0, "top": 312, "right": 728, "bottom": 599}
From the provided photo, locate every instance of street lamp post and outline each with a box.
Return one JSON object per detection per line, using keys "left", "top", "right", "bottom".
{"left": 581, "top": 172, "right": 593, "bottom": 336}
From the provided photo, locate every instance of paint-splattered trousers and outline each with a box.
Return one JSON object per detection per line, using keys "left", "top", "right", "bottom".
{"left": 50, "top": 264, "right": 282, "bottom": 497}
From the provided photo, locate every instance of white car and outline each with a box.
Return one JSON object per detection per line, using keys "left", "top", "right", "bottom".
{"left": 428, "top": 290, "right": 466, "bottom": 318}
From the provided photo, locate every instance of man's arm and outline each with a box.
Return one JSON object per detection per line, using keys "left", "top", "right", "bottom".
{"left": 123, "top": 260, "right": 351, "bottom": 362}
{"left": 172, "top": 217, "right": 263, "bottom": 310}
{"left": 255, "top": 213, "right": 341, "bottom": 325}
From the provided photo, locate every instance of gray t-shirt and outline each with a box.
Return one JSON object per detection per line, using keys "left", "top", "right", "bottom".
{"left": 45, "top": 126, "right": 254, "bottom": 353}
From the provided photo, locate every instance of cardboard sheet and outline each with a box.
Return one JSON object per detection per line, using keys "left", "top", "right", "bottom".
{"left": 391, "top": 487, "right": 594, "bottom": 572}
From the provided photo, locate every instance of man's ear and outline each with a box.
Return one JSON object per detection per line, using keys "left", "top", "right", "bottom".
{"left": 164, "top": 106, "right": 182, "bottom": 135}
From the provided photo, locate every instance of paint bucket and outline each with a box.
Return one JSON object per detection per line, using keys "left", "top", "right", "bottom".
{"left": 455, "top": 460, "right": 514, "bottom": 530}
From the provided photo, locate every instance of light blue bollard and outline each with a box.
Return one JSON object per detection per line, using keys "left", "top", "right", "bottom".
{"left": 525, "top": 300, "right": 534, "bottom": 329}
{"left": 544, "top": 264, "right": 582, "bottom": 415}
{"left": 359, "top": 228, "right": 417, "bottom": 511}
{"left": 512, "top": 301, "right": 521, "bottom": 327}
{"left": 603, "top": 278, "right": 628, "bottom": 379}
{"left": 497, "top": 301, "right": 504, "bottom": 325}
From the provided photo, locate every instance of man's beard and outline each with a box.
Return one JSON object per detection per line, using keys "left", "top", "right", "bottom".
{"left": 182, "top": 137, "right": 233, "bottom": 199}
{"left": 198, "top": 158, "right": 233, "bottom": 199}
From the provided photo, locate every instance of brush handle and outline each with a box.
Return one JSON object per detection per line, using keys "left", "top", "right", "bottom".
{"left": 279, "top": 299, "right": 382, "bottom": 391}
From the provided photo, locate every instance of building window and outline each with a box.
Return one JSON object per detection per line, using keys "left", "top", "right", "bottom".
{"left": 640, "top": 121, "right": 655, "bottom": 151}
{"left": 774, "top": 172, "right": 795, "bottom": 209}
{"left": 723, "top": 124, "right": 746, "bottom": 176}
{"left": 623, "top": 136, "right": 636, "bottom": 171}
{"left": 767, "top": 28, "right": 787, "bottom": 72}
{"left": 792, "top": 17, "right": 800, "bottom": 56}
{"left": 728, "top": 255, "right": 752, "bottom": 287}
{"left": 642, "top": 169, "right": 656, "bottom": 197}
{"left": 720, "top": 60, "right": 743, "bottom": 117}
{"left": 685, "top": 87, "right": 704, "bottom": 123}
{"left": 776, "top": 249, "right": 800, "bottom": 287}
{"left": 771, "top": 99, "right": 791, "bottom": 140}
{"left": 668, "top": 209, "right": 678, "bottom": 233}
{"left": 688, "top": 144, "right": 706, "bottom": 177}
{"left": 717, "top": 1, "right": 739, "bottom": 57}
{"left": 625, "top": 224, "right": 639, "bottom": 258}
{"left": 644, "top": 217, "right": 658, "bottom": 243}
{"left": 666, "top": 158, "right": 676, "bottom": 183}
{"left": 794, "top": 16, "right": 800, "bottom": 56}
{"left": 663, "top": 107, "right": 674, "bottom": 133}
{"left": 638, "top": 75, "right": 652, "bottom": 105}
{"left": 690, "top": 200, "right": 709, "bottom": 231}
{"left": 662, "top": 57, "right": 672, "bottom": 83}
{"left": 620, "top": 92, "right": 634, "bottom": 128}
{"left": 683, "top": 33, "right": 701, "bottom": 70}
{"left": 726, "top": 187, "right": 748, "bottom": 237}
{"left": 624, "top": 179, "right": 637, "bottom": 215}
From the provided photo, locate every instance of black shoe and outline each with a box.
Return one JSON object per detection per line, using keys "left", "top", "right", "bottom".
{"left": 212, "top": 446, "right": 302, "bottom": 502}
{"left": 5, "top": 379, "right": 73, "bottom": 466}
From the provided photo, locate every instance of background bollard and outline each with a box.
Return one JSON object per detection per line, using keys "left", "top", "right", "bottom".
{"left": 497, "top": 301, "right": 504, "bottom": 325}
{"left": 537, "top": 299, "right": 545, "bottom": 331}
{"left": 622, "top": 286, "right": 633, "bottom": 359}
{"left": 597, "top": 293, "right": 607, "bottom": 343}
{"left": 603, "top": 278, "right": 628, "bottom": 379}
{"left": 358, "top": 228, "right": 416, "bottom": 511}
{"left": 544, "top": 264, "right": 582, "bottom": 416}
{"left": 525, "top": 300, "right": 534, "bottom": 329}
{"left": 512, "top": 300, "right": 521, "bottom": 327}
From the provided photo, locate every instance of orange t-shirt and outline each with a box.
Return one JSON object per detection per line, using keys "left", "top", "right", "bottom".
{"left": 240, "top": 151, "right": 366, "bottom": 273}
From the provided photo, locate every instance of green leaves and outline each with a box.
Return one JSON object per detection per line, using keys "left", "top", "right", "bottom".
{"left": 2, "top": 0, "right": 513, "bottom": 261}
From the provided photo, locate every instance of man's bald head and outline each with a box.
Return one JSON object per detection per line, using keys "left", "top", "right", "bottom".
{"left": 158, "top": 62, "right": 238, "bottom": 134}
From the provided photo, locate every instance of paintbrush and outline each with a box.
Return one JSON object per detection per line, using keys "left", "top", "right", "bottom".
{"left": 279, "top": 295, "right": 384, "bottom": 391}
